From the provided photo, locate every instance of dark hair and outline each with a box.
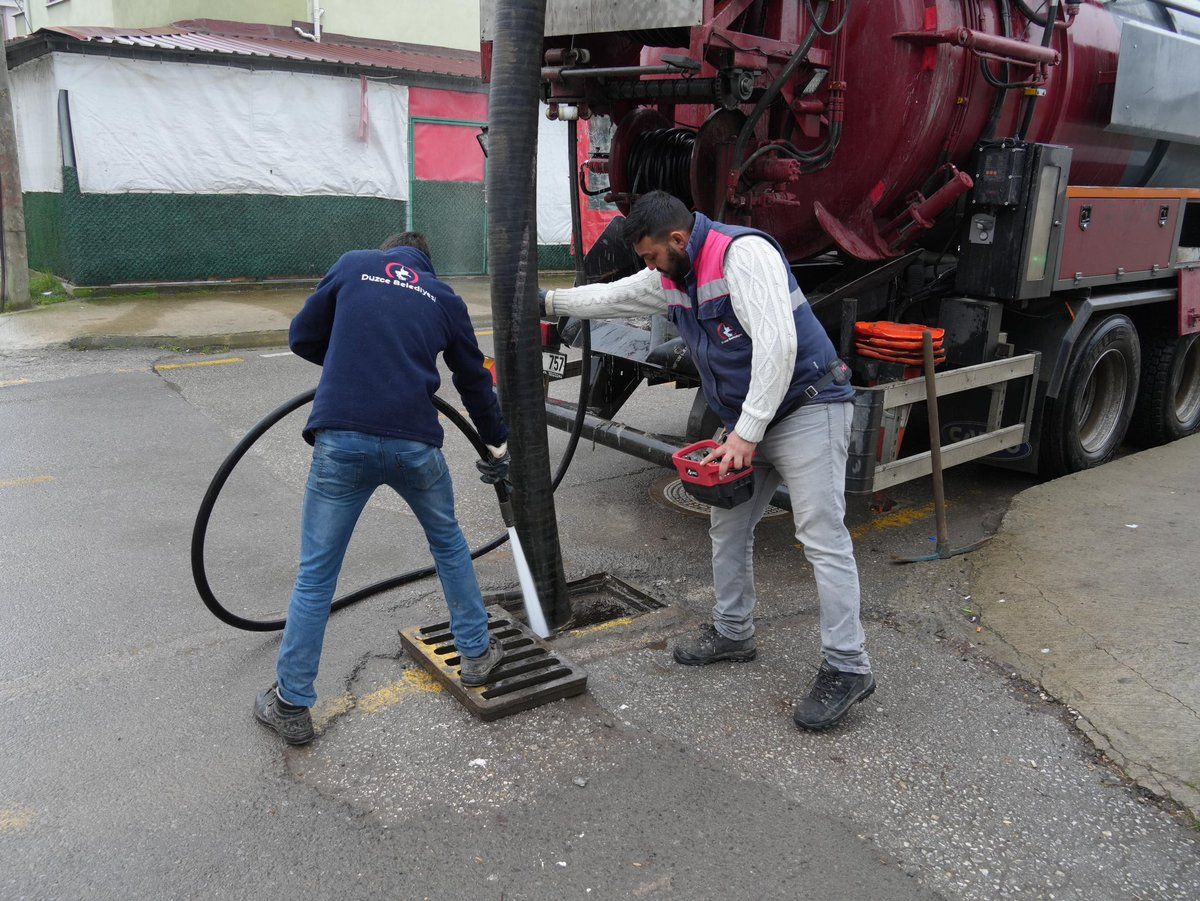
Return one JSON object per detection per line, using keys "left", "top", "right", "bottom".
{"left": 380, "top": 231, "right": 432, "bottom": 261}
{"left": 621, "top": 190, "right": 694, "bottom": 244}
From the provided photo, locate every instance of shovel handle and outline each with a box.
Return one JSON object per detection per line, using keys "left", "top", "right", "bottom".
{"left": 922, "top": 331, "right": 950, "bottom": 555}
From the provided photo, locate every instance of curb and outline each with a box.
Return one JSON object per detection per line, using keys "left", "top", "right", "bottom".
{"left": 63, "top": 318, "right": 497, "bottom": 353}
{"left": 68, "top": 330, "right": 292, "bottom": 352}
{"left": 66, "top": 279, "right": 321, "bottom": 300}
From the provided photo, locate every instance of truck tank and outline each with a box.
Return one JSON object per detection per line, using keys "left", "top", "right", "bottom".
{"left": 533, "top": 0, "right": 1200, "bottom": 262}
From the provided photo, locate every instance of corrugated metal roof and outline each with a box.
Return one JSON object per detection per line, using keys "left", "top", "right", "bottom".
{"left": 31, "top": 20, "right": 481, "bottom": 79}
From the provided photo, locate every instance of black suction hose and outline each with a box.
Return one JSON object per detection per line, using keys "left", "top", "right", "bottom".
{"left": 195, "top": 12, "right": 604, "bottom": 633}
{"left": 192, "top": 393, "right": 506, "bottom": 632}
{"left": 194, "top": 110, "right": 597, "bottom": 633}
{"left": 191, "top": 382, "right": 600, "bottom": 632}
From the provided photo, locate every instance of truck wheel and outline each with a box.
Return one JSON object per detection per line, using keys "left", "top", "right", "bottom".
{"left": 1041, "top": 314, "right": 1140, "bottom": 477}
{"left": 1128, "top": 331, "right": 1200, "bottom": 446}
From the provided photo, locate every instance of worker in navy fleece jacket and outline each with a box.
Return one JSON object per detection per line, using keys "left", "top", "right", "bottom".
{"left": 254, "top": 233, "right": 510, "bottom": 745}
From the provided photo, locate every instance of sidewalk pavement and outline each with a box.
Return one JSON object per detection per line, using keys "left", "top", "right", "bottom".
{"left": 968, "top": 435, "right": 1200, "bottom": 818}
{"left": 0, "top": 274, "right": 576, "bottom": 354}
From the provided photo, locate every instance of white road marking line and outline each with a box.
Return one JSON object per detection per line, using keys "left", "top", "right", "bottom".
{"left": 260, "top": 351, "right": 294, "bottom": 358}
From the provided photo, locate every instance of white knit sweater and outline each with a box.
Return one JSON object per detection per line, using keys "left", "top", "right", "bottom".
{"left": 546, "top": 236, "right": 799, "bottom": 443}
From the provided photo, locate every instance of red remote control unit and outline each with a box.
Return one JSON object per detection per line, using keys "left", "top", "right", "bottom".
{"left": 671, "top": 440, "right": 756, "bottom": 509}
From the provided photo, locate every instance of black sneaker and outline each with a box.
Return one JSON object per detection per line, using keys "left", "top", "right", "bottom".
{"left": 253, "top": 683, "right": 315, "bottom": 746}
{"left": 672, "top": 622, "right": 757, "bottom": 666}
{"left": 460, "top": 637, "right": 506, "bottom": 687}
{"left": 792, "top": 661, "right": 876, "bottom": 731}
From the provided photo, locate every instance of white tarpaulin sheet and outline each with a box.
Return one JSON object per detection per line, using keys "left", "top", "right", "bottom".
{"left": 10, "top": 51, "right": 575, "bottom": 244}
{"left": 50, "top": 54, "right": 410, "bottom": 200}
{"left": 11, "top": 56, "right": 61, "bottom": 193}
{"left": 537, "top": 110, "right": 571, "bottom": 245}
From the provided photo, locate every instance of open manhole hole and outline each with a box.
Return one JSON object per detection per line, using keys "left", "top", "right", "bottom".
{"left": 486, "top": 572, "right": 665, "bottom": 631}
{"left": 651, "top": 474, "right": 790, "bottom": 521}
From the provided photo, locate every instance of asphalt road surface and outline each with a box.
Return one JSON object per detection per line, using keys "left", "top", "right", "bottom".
{"left": 2, "top": 343, "right": 1197, "bottom": 899}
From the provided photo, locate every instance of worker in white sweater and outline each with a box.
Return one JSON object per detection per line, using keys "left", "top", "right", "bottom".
{"left": 544, "top": 191, "right": 874, "bottom": 731}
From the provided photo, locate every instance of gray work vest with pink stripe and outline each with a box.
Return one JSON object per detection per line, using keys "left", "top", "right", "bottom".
{"left": 661, "top": 213, "right": 852, "bottom": 433}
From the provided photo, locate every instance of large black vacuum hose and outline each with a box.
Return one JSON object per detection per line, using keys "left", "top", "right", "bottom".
{"left": 487, "top": 0, "right": 571, "bottom": 626}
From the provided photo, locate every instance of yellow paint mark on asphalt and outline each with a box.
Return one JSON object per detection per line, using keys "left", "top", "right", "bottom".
{"left": 311, "top": 692, "right": 355, "bottom": 729}
{"left": 153, "top": 357, "right": 244, "bottom": 372}
{"left": 849, "top": 501, "right": 949, "bottom": 542}
{"left": 476, "top": 328, "right": 494, "bottom": 337}
{"left": 0, "top": 806, "right": 35, "bottom": 832}
{"left": 569, "top": 616, "right": 635, "bottom": 637}
{"left": 357, "top": 669, "right": 444, "bottom": 714}
{"left": 0, "top": 475, "right": 55, "bottom": 490}
{"left": 0, "top": 378, "right": 30, "bottom": 388}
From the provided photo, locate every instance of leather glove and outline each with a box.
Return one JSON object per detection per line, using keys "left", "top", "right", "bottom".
{"left": 538, "top": 288, "right": 550, "bottom": 318}
{"left": 477, "top": 449, "right": 511, "bottom": 485}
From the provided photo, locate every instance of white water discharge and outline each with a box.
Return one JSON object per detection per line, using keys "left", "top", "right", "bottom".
{"left": 506, "top": 527, "right": 550, "bottom": 638}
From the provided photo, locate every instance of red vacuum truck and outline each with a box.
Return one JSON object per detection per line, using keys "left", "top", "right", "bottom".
{"left": 481, "top": 0, "right": 1200, "bottom": 498}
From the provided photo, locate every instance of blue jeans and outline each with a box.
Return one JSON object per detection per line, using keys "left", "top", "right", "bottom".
{"left": 276, "top": 429, "right": 490, "bottom": 707}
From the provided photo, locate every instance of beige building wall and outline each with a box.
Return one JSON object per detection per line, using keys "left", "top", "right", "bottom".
{"left": 14, "top": 0, "right": 482, "bottom": 49}
{"left": 321, "top": 1, "right": 480, "bottom": 50}
{"left": 17, "top": 0, "right": 117, "bottom": 33}
{"left": 114, "top": 1, "right": 308, "bottom": 28}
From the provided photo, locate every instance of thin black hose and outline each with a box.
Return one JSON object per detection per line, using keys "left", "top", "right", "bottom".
{"left": 557, "top": 118, "right": 594, "bottom": 492}
{"left": 803, "top": 0, "right": 853, "bottom": 37}
{"left": 980, "top": 0, "right": 1023, "bottom": 133}
{"left": 721, "top": 0, "right": 830, "bottom": 220}
{"left": 1015, "top": 0, "right": 1058, "bottom": 141}
{"left": 734, "top": 118, "right": 844, "bottom": 180}
{"left": 1012, "top": 0, "right": 1050, "bottom": 27}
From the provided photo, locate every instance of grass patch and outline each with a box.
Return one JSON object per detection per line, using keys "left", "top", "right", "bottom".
{"left": 30, "top": 270, "right": 69, "bottom": 306}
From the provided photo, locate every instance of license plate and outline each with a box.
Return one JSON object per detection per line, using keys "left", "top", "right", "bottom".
{"left": 542, "top": 351, "right": 567, "bottom": 379}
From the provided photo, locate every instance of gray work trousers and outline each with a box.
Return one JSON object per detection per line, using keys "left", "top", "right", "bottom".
{"left": 709, "top": 401, "right": 871, "bottom": 674}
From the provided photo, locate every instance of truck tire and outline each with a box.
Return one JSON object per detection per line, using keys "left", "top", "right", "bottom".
{"left": 1128, "top": 331, "right": 1200, "bottom": 446}
{"left": 1040, "top": 314, "right": 1140, "bottom": 477}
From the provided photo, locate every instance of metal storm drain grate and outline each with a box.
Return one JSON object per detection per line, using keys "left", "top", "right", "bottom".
{"left": 399, "top": 606, "right": 588, "bottom": 721}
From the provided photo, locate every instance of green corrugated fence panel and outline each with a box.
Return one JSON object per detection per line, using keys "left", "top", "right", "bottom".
{"left": 536, "top": 244, "right": 572, "bottom": 271}
{"left": 411, "top": 180, "right": 486, "bottom": 276}
{"left": 49, "top": 168, "right": 410, "bottom": 285}
{"left": 24, "top": 191, "right": 68, "bottom": 280}
{"left": 25, "top": 169, "right": 574, "bottom": 286}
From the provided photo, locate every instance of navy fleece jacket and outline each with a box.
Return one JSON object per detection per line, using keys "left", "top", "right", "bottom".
{"left": 289, "top": 247, "right": 507, "bottom": 449}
